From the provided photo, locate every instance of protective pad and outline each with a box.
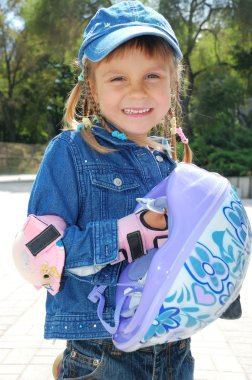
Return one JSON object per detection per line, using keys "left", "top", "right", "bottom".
{"left": 12, "top": 215, "right": 66, "bottom": 295}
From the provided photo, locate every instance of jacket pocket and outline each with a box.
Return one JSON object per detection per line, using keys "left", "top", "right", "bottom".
{"left": 90, "top": 170, "right": 139, "bottom": 191}
{"left": 62, "top": 340, "right": 109, "bottom": 379}
{"left": 89, "top": 168, "right": 141, "bottom": 218}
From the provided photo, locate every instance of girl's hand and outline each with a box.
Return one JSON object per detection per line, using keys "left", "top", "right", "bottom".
{"left": 112, "top": 210, "right": 168, "bottom": 265}
{"left": 142, "top": 210, "right": 167, "bottom": 230}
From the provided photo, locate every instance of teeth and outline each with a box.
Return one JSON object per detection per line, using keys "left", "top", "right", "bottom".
{"left": 124, "top": 108, "right": 150, "bottom": 115}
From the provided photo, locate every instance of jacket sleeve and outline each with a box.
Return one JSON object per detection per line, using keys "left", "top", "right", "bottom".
{"left": 28, "top": 134, "right": 119, "bottom": 269}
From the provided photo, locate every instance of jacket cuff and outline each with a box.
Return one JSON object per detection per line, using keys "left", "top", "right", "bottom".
{"left": 93, "top": 219, "right": 118, "bottom": 265}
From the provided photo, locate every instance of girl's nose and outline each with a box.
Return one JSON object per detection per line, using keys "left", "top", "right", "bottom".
{"left": 128, "top": 82, "right": 147, "bottom": 98}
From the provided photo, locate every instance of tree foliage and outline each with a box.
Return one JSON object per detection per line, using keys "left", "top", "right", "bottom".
{"left": 0, "top": 0, "right": 111, "bottom": 143}
{"left": 159, "top": 0, "right": 252, "bottom": 176}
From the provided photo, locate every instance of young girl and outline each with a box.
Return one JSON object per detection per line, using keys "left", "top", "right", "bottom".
{"left": 18, "top": 1, "right": 196, "bottom": 379}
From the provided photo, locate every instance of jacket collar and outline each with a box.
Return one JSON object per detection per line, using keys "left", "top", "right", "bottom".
{"left": 91, "top": 123, "right": 136, "bottom": 148}
{"left": 91, "top": 122, "right": 171, "bottom": 154}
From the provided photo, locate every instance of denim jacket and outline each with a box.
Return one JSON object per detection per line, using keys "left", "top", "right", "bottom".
{"left": 28, "top": 127, "right": 177, "bottom": 340}
{"left": 28, "top": 126, "right": 241, "bottom": 340}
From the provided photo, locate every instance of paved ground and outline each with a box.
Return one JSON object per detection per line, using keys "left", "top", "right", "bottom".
{"left": 0, "top": 177, "right": 252, "bottom": 380}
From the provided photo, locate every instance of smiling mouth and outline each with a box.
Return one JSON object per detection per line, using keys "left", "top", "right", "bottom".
{"left": 123, "top": 108, "right": 151, "bottom": 115}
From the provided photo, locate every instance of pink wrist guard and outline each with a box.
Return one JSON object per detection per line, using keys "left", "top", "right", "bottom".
{"left": 113, "top": 210, "right": 168, "bottom": 264}
{"left": 12, "top": 214, "right": 66, "bottom": 295}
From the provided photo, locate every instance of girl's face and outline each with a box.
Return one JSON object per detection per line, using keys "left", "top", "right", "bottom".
{"left": 90, "top": 47, "right": 172, "bottom": 137}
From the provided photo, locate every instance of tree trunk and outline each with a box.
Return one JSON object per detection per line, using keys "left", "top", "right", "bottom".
{"left": 2, "top": 100, "right": 17, "bottom": 142}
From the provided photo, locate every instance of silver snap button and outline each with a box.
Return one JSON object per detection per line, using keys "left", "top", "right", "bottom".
{"left": 113, "top": 177, "right": 122, "bottom": 187}
{"left": 156, "top": 155, "right": 164, "bottom": 162}
{"left": 71, "top": 351, "right": 77, "bottom": 358}
{"left": 93, "top": 358, "right": 100, "bottom": 367}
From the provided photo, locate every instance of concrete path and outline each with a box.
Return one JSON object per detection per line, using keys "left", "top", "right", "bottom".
{"left": 0, "top": 177, "right": 252, "bottom": 380}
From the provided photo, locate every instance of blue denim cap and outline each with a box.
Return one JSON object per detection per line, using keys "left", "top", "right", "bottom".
{"left": 78, "top": 1, "right": 182, "bottom": 65}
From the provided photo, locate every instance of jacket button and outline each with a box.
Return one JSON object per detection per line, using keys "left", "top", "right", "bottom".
{"left": 113, "top": 178, "right": 122, "bottom": 187}
{"left": 93, "top": 358, "right": 100, "bottom": 366}
{"left": 156, "top": 155, "right": 164, "bottom": 162}
{"left": 71, "top": 350, "right": 77, "bottom": 358}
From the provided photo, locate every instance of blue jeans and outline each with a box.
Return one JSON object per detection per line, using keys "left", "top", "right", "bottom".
{"left": 58, "top": 338, "right": 194, "bottom": 380}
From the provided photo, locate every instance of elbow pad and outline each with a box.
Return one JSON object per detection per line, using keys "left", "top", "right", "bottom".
{"left": 112, "top": 210, "right": 168, "bottom": 264}
{"left": 12, "top": 214, "right": 66, "bottom": 295}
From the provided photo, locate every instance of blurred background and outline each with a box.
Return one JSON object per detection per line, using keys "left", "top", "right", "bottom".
{"left": 0, "top": 0, "right": 252, "bottom": 179}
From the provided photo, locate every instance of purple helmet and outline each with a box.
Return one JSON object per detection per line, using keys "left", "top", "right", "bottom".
{"left": 90, "top": 163, "right": 252, "bottom": 352}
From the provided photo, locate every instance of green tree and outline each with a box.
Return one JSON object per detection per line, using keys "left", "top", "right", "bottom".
{"left": 23, "top": 0, "right": 111, "bottom": 62}
{"left": 158, "top": 0, "right": 252, "bottom": 176}
{"left": 190, "top": 65, "right": 252, "bottom": 175}
{"left": 0, "top": 0, "right": 29, "bottom": 141}
{"left": 159, "top": 0, "right": 252, "bottom": 137}
{"left": 0, "top": 0, "right": 111, "bottom": 143}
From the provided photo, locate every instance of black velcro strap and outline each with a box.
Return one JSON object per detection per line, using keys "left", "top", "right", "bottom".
{"left": 119, "top": 249, "right": 128, "bottom": 260}
{"left": 26, "top": 225, "right": 61, "bottom": 257}
{"left": 153, "top": 235, "right": 168, "bottom": 248}
{"left": 127, "top": 231, "right": 144, "bottom": 261}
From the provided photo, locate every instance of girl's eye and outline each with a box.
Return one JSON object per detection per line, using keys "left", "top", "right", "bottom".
{"left": 111, "top": 76, "right": 124, "bottom": 82}
{"left": 146, "top": 73, "right": 160, "bottom": 79}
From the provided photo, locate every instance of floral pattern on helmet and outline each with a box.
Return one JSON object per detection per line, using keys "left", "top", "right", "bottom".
{"left": 184, "top": 243, "right": 229, "bottom": 293}
{"left": 142, "top": 307, "right": 180, "bottom": 342}
{"left": 224, "top": 198, "right": 252, "bottom": 255}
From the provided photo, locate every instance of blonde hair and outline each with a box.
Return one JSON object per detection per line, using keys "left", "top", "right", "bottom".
{"left": 64, "top": 36, "right": 192, "bottom": 162}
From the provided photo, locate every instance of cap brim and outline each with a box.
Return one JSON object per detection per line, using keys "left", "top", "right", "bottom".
{"left": 79, "top": 25, "right": 183, "bottom": 63}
